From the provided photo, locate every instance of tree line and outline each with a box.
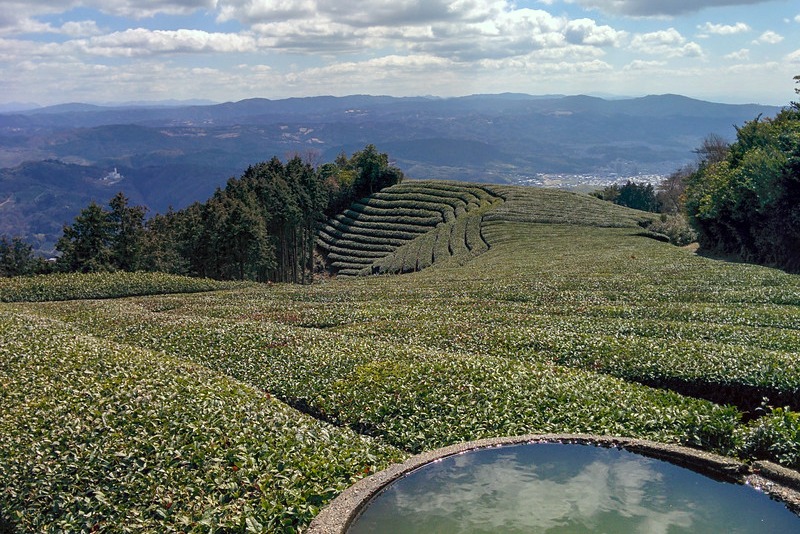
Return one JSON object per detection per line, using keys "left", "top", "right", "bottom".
{"left": 0, "top": 145, "right": 403, "bottom": 281}
{"left": 682, "top": 82, "right": 800, "bottom": 271}
{"left": 595, "top": 76, "right": 800, "bottom": 272}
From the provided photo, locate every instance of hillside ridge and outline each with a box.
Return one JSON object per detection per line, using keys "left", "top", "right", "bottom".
{"left": 318, "top": 180, "right": 657, "bottom": 276}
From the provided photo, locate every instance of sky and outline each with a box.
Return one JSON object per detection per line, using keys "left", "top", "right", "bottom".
{"left": 0, "top": 0, "right": 798, "bottom": 107}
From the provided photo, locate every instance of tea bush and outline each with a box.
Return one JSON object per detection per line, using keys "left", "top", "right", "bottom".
{"left": 319, "top": 181, "right": 502, "bottom": 275}
{"left": 4, "top": 181, "right": 800, "bottom": 531}
{"left": 0, "top": 311, "right": 405, "bottom": 532}
{"left": 737, "top": 408, "right": 800, "bottom": 469}
{"left": 0, "top": 271, "right": 239, "bottom": 302}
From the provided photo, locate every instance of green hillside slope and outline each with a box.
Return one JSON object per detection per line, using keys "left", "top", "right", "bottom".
{"left": 2, "top": 181, "right": 800, "bottom": 532}
{"left": 318, "top": 180, "right": 655, "bottom": 276}
{"left": 318, "top": 181, "right": 503, "bottom": 275}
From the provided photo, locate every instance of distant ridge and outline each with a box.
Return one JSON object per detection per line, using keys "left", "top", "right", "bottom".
{"left": 0, "top": 92, "right": 782, "bottom": 253}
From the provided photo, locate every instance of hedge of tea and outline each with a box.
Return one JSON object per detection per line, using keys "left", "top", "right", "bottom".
{"left": 26, "top": 294, "right": 742, "bottom": 457}
{"left": 0, "top": 311, "right": 405, "bottom": 532}
{"left": 317, "top": 181, "right": 502, "bottom": 275}
{"left": 5, "top": 182, "right": 800, "bottom": 532}
{"left": 0, "top": 271, "right": 240, "bottom": 303}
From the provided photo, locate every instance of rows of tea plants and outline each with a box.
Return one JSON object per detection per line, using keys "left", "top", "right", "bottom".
{"left": 371, "top": 202, "right": 492, "bottom": 274}
{"left": 5, "top": 182, "right": 800, "bottom": 531}
{"left": 21, "top": 292, "right": 741, "bottom": 457}
{"left": 331, "top": 223, "right": 800, "bottom": 413}
{"left": 484, "top": 185, "right": 658, "bottom": 228}
{"left": 0, "top": 309, "right": 405, "bottom": 532}
{"left": 317, "top": 181, "right": 502, "bottom": 275}
{"left": 89, "top": 214, "right": 799, "bottom": 465}
{"left": 0, "top": 271, "right": 241, "bottom": 302}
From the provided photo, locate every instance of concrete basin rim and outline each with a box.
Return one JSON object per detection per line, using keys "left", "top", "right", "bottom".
{"left": 307, "top": 433, "right": 800, "bottom": 534}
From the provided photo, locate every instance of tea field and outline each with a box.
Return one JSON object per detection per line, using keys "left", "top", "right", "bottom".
{"left": 2, "top": 182, "right": 800, "bottom": 532}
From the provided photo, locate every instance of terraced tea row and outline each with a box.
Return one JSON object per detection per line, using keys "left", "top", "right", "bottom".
{"left": 318, "top": 181, "right": 502, "bottom": 275}
{"left": 0, "top": 310, "right": 405, "bottom": 532}
{"left": 485, "top": 186, "right": 658, "bottom": 228}
{"left": 18, "top": 295, "right": 742, "bottom": 456}
{"left": 0, "top": 271, "right": 240, "bottom": 302}
{"left": 4, "top": 181, "right": 800, "bottom": 532}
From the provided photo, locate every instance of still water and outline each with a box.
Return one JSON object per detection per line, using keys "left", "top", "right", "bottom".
{"left": 348, "top": 443, "right": 799, "bottom": 533}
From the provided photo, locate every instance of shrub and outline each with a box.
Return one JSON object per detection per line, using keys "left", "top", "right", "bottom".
{"left": 737, "top": 408, "right": 800, "bottom": 469}
{"left": 645, "top": 214, "right": 699, "bottom": 246}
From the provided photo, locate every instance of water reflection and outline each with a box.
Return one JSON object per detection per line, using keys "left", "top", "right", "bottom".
{"left": 348, "top": 444, "right": 798, "bottom": 534}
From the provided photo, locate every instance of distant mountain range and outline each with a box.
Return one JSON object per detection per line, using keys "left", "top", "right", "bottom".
{"left": 0, "top": 93, "right": 783, "bottom": 253}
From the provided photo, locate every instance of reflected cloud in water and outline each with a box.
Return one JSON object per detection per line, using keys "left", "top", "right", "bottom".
{"left": 349, "top": 444, "right": 798, "bottom": 534}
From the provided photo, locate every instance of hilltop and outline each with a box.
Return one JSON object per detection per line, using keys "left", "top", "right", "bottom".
{"left": 2, "top": 182, "right": 799, "bottom": 531}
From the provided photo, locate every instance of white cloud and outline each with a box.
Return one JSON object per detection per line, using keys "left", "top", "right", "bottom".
{"left": 571, "top": 0, "right": 776, "bottom": 17}
{"left": 753, "top": 30, "right": 783, "bottom": 44}
{"left": 70, "top": 29, "right": 258, "bottom": 57}
{"left": 629, "top": 28, "right": 703, "bottom": 58}
{"left": 564, "top": 18, "right": 627, "bottom": 46}
{"left": 724, "top": 48, "right": 749, "bottom": 60}
{"left": 0, "top": 0, "right": 793, "bottom": 105}
{"left": 281, "top": 54, "right": 465, "bottom": 95}
{"left": 697, "top": 22, "right": 750, "bottom": 36}
{"left": 0, "top": 1, "right": 217, "bottom": 32}
{"left": 90, "top": 0, "right": 217, "bottom": 19}
{"left": 787, "top": 49, "right": 800, "bottom": 63}
{"left": 60, "top": 20, "right": 104, "bottom": 37}
{"left": 0, "top": 16, "right": 103, "bottom": 37}
{"left": 0, "top": 37, "right": 64, "bottom": 60}
{"left": 632, "top": 28, "right": 686, "bottom": 46}
{"left": 251, "top": 19, "right": 371, "bottom": 54}
{"left": 622, "top": 60, "right": 667, "bottom": 71}
{"left": 217, "top": 0, "right": 508, "bottom": 27}
{"left": 3, "top": 59, "right": 234, "bottom": 103}
{"left": 0, "top": 17, "right": 53, "bottom": 36}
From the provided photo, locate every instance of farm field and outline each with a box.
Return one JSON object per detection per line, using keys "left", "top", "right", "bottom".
{"left": 2, "top": 182, "right": 800, "bottom": 532}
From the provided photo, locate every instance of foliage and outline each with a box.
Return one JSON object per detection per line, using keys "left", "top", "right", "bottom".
{"left": 592, "top": 181, "right": 659, "bottom": 212}
{"left": 0, "top": 271, "right": 240, "bottom": 302}
{"left": 656, "top": 165, "right": 695, "bottom": 215}
{"left": 56, "top": 193, "right": 147, "bottom": 274}
{"left": 485, "top": 186, "right": 657, "bottom": 228}
{"left": 320, "top": 145, "right": 404, "bottom": 217}
{"left": 0, "top": 236, "right": 50, "bottom": 277}
{"left": 4, "top": 179, "right": 800, "bottom": 530}
{"left": 318, "top": 181, "right": 500, "bottom": 275}
{"left": 737, "top": 408, "right": 800, "bottom": 469}
{"left": 684, "top": 104, "right": 800, "bottom": 271}
{"left": 18, "top": 286, "right": 742, "bottom": 458}
{"left": 643, "top": 214, "right": 698, "bottom": 246}
{"left": 0, "top": 312, "right": 405, "bottom": 532}
{"left": 143, "top": 155, "right": 325, "bottom": 283}
{"left": 48, "top": 145, "right": 402, "bottom": 284}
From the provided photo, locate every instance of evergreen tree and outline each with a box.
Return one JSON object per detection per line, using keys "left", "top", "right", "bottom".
{"left": 0, "top": 236, "right": 38, "bottom": 277}
{"left": 109, "top": 192, "right": 147, "bottom": 271}
{"left": 52, "top": 145, "right": 402, "bottom": 283}
{"left": 684, "top": 94, "right": 800, "bottom": 271}
{"left": 56, "top": 202, "right": 115, "bottom": 272}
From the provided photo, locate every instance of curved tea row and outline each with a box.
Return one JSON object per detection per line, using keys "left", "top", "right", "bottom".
{"left": 318, "top": 181, "right": 503, "bottom": 276}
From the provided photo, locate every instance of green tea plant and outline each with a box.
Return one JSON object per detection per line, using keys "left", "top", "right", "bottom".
{"left": 0, "top": 271, "right": 241, "bottom": 302}
{"left": 4, "top": 180, "right": 800, "bottom": 532}
{"left": 0, "top": 311, "right": 405, "bottom": 532}
{"left": 318, "top": 181, "right": 502, "bottom": 275}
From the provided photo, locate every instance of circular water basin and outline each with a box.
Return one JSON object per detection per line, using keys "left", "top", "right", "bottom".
{"left": 308, "top": 435, "right": 800, "bottom": 534}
